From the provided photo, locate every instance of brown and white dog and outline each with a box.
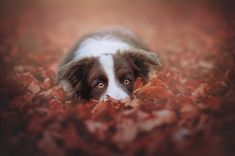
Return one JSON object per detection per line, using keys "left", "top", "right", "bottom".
{"left": 57, "top": 28, "right": 161, "bottom": 102}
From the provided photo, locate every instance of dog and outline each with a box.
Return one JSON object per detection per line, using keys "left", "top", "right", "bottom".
{"left": 57, "top": 27, "right": 161, "bottom": 102}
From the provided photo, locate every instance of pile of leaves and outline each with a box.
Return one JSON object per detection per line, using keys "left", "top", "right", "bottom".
{"left": 0, "top": 0, "right": 235, "bottom": 156}
{"left": 1, "top": 63, "right": 235, "bottom": 156}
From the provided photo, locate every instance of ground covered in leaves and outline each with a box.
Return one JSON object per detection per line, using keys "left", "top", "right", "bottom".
{"left": 0, "top": 0, "right": 235, "bottom": 156}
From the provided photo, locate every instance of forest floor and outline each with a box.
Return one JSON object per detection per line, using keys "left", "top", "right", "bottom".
{"left": 0, "top": 0, "right": 235, "bottom": 156}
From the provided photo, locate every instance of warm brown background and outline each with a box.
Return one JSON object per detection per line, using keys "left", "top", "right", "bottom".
{"left": 0, "top": 0, "right": 234, "bottom": 71}
{"left": 0, "top": 0, "right": 235, "bottom": 156}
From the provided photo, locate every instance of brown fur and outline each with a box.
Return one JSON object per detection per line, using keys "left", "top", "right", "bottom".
{"left": 57, "top": 27, "right": 161, "bottom": 102}
{"left": 57, "top": 57, "right": 99, "bottom": 102}
{"left": 116, "top": 49, "right": 161, "bottom": 82}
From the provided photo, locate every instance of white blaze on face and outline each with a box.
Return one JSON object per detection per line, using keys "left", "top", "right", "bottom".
{"left": 98, "top": 55, "right": 129, "bottom": 101}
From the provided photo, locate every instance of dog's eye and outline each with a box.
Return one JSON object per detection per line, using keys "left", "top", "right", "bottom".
{"left": 123, "top": 79, "right": 130, "bottom": 85}
{"left": 97, "top": 82, "right": 105, "bottom": 89}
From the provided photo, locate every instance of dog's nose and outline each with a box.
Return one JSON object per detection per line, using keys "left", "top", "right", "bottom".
{"left": 110, "top": 90, "right": 129, "bottom": 100}
{"left": 101, "top": 90, "right": 130, "bottom": 102}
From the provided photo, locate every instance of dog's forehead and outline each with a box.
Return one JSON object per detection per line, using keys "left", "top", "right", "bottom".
{"left": 98, "top": 54, "right": 113, "bottom": 63}
{"left": 85, "top": 54, "right": 114, "bottom": 82}
{"left": 87, "top": 59, "right": 105, "bottom": 79}
{"left": 113, "top": 53, "right": 132, "bottom": 71}
{"left": 98, "top": 54, "right": 130, "bottom": 70}
{"left": 98, "top": 54, "right": 115, "bottom": 75}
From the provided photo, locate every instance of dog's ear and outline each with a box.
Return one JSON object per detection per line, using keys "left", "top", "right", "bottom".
{"left": 121, "top": 49, "right": 161, "bottom": 82}
{"left": 57, "top": 58, "right": 95, "bottom": 102}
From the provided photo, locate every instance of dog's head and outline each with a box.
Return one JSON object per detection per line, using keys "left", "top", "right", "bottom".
{"left": 57, "top": 49, "right": 161, "bottom": 102}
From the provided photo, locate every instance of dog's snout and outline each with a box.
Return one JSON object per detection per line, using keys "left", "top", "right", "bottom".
{"left": 109, "top": 91, "right": 129, "bottom": 101}
{"left": 101, "top": 89, "right": 130, "bottom": 102}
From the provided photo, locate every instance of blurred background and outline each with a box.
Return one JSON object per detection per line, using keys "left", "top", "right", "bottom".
{"left": 0, "top": 0, "right": 234, "bottom": 72}
{"left": 0, "top": 0, "right": 235, "bottom": 156}
{"left": 0, "top": 0, "right": 234, "bottom": 93}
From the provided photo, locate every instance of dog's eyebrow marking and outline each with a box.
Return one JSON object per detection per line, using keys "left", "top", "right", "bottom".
{"left": 98, "top": 54, "right": 129, "bottom": 100}
{"left": 74, "top": 37, "right": 131, "bottom": 61}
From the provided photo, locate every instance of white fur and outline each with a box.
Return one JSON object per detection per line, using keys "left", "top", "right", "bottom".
{"left": 74, "top": 36, "right": 131, "bottom": 60}
{"left": 98, "top": 55, "right": 129, "bottom": 101}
